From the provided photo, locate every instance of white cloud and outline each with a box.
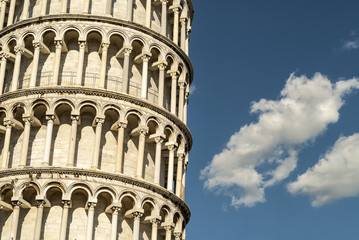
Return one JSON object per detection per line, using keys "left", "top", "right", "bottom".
{"left": 342, "top": 40, "right": 359, "bottom": 50}
{"left": 189, "top": 84, "right": 196, "bottom": 95}
{"left": 201, "top": 73, "right": 359, "bottom": 208}
{"left": 288, "top": 133, "right": 359, "bottom": 207}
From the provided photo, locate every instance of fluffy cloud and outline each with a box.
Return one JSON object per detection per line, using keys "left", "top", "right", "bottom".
{"left": 288, "top": 134, "right": 359, "bottom": 207}
{"left": 201, "top": 73, "right": 359, "bottom": 208}
{"left": 342, "top": 40, "right": 359, "bottom": 50}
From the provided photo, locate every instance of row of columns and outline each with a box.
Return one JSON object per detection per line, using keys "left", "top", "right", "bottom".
{"left": 7, "top": 199, "right": 183, "bottom": 240}
{"left": 0, "top": 39, "right": 189, "bottom": 121}
{"left": 0, "top": 117, "right": 187, "bottom": 197}
{"left": 0, "top": 0, "right": 191, "bottom": 54}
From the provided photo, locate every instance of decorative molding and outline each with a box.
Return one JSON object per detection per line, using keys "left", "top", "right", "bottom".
{"left": 0, "top": 167, "right": 191, "bottom": 223}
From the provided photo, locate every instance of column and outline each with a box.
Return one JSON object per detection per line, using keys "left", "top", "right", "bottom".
{"left": 145, "top": 0, "right": 151, "bottom": 28}
{"left": 91, "top": 118, "right": 104, "bottom": 169}
{"left": 34, "top": 200, "right": 45, "bottom": 240}
{"left": 21, "top": 0, "right": 30, "bottom": 20}
{"left": 122, "top": 47, "right": 132, "bottom": 94}
{"left": 1, "top": 120, "right": 13, "bottom": 169}
{"left": 67, "top": 115, "right": 79, "bottom": 167}
{"left": 182, "top": 154, "right": 188, "bottom": 199}
{"left": 85, "top": 202, "right": 96, "bottom": 240}
{"left": 160, "top": 0, "right": 167, "bottom": 36}
{"left": 61, "top": 0, "right": 68, "bottom": 13}
{"left": 136, "top": 127, "right": 148, "bottom": 179}
{"left": 40, "top": 0, "right": 47, "bottom": 15}
{"left": 12, "top": 46, "right": 23, "bottom": 91}
{"left": 174, "top": 232, "right": 182, "bottom": 240}
{"left": 30, "top": 42, "right": 42, "bottom": 88}
{"left": 76, "top": 41, "right": 86, "bottom": 86}
{"left": 167, "top": 144, "right": 177, "bottom": 191}
{"left": 178, "top": 81, "right": 186, "bottom": 121}
{"left": 164, "top": 225, "right": 174, "bottom": 240}
{"left": 185, "top": 28, "right": 190, "bottom": 55}
{"left": 105, "top": 0, "right": 112, "bottom": 15}
{"left": 132, "top": 211, "right": 143, "bottom": 240}
{"left": 7, "top": 0, "right": 15, "bottom": 26}
{"left": 59, "top": 200, "right": 70, "bottom": 240}
{"left": 170, "top": 72, "right": 178, "bottom": 115}
{"left": 183, "top": 90, "right": 189, "bottom": 124}
{"left": 172, "top": 7, "right": 180, "bottom": 45}
{"left": 110, "top": 207, "right": 120, "bottom": 240}
{"left": 175, "top": 153, "right": 184, "bottom": 196}
{"left": 0, "top": 0, "right": 8, "bottom": 30}
{"left": 157, "top": 62, "right": 167, "bottom": 107}
{"left": 43, "top": 115, "right": 54, "bottom": 166}
{"left": 52, "top": 40, "right": 63, "bottom": 85}
{"left": 19, "top": 117, "right": 32, "bottom": 167}
{"left": 150, "top": 218, "right": 161, "bottom": 240}
{"left": 115, "top": 121, "right": 127, "bottom": 173}
{"left": 10, "top": 201, "right": 21, "bottom": 240}
{"left": 0, "top": 52, "right": 8, "bottom": 94}
{"left": 99, "top": 43, "right": 109, "bottom": 88}
{"left": 180, "top": 18, "right": 187, "bottom": 50}
{"left": 154, "top": 136, "right": 164, "bottom": 185}
{"left": 126, "top": 0, "right": 133, "bottom": 21}
{"left": 141, "top": 54, "right": 151, "bottom": 99}
{"left": 83, "top": 0, "right": 90, "bottom": 13}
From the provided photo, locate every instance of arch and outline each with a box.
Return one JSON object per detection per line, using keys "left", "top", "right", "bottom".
{"left": 42, "top": 181, "right": 67, "bottom": 196}
{"left": 129, "top": 35, "right": 147, "bottom": 48}
{"left": 61, "top": 25, "right": 83, "bottom": 39}
{"left": 5, "top": 35, "right": 18, "bottom": 51}
{"left": 108, "top": 30, "right": 128, "bottom": 44}
{"left": 67, "top": 182, "right": 93, "bottom": 199}
{"left": 51, "top": 98, "right": 76, "bottom": 113}
{"left": 19, "top": 31, "right": 37, "bottom": 44}
{"left": 149, "top": 43, "right": 164, "bottom": 58}
{"left": 77, "top": 100, "right": 99, "bottom": 116}
{"left": 101, "top": 104, "right": 122, "bottom": 118}
{"left": 39, "top": 26, "right": 60, "bottom": 41}
{"left": 119, "top": 190, "right": 139, "bottom": 206}
{"left": 93, "top": 186, "right": 117, "bottom": 202}
{"left": 15, "top": 181, "right": 41, "bottom": 197}
{"left": 10, "top": 102, "right": 27, "bottom": 117}
{"left": 83, "top": 27, "right": 106, "bottom": 41}
{"left": 159, "top": 204, "right": 172, "bottom": 222}
{"left": 125, "top": 109, "right": 143, "bottom": 120}
{"left": 30, "top": 99, "right": 50, "bottom": 113}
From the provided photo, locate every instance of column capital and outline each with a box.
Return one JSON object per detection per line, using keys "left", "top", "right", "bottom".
{"left": 180, "top": 17, "right": 187, "bottom": 25}
{"left": 87, "top": 202, "right": 96, "bottom": 209}
{"left": 174, "top": 232, "right": 182, "bottom": 239}
{"left": 54, "top": 40, "right": 63, "bottom": 49}
{"left": 0, "top": 0, "right": 9, "bottom": 3}
{"left": 11, "top": 200, "right": 22, "bottom": 207}
{"left": 141, "top": 54, "right": 151, "bottom": 62}
{"left": 160, "top": 0, "right": 168, "bottom": 5}
{"left": 46, "top": 115, "right": 55, "bottom": 122}
{"left": 101, "top": 42, "right": 110, "bottom": 49}
{"left": 150, "top": 217, "right": 161, "bottom": 225}
{"left": 171, "top": 5, "right": 182, "bottom": 14}
{"left": 177, "top": 153, "right": 185, "bottom": 160}
{"left": 62, "top": 200, "right": 71, "bottom": 207}
{"left": 111, "top": 206, "right": 121, "bottom": 212}
{"left": 14, "top": 46, "right": 24, "bottom": 55}
{"left": 158, "top": 62, "right": 168, "bottom": 70}
{"left": 4, "top": 119, "right": 15, "bottom": 128}
{"left": 22, "top": 116, "right": 33, "bottom": 124}
{"left": 155, "top": 135, "right": 165, "bottom": 144}
{"left": 0, "top": 51, "right": 10, "bottom": 59}
{"left": 178, "top": 80, "right": 187, "bottom": 88}
{"left": 169, "top": 70, "right": 179, "bottom": 79}
{"left": 163, "top": 224, "right": 174, "bottom": 232}
{"left": 32, "top": 41, "right": 43, "bottom": 49}
{"left": 78, "top": 41, "right": 87, "bottom": 48}
{"left": 132, "top": 211, "right": 143, "bottom": 219}
{"left": 36, "top": 200, "right": 46, "bottom": 207}
{"left": 167, "top": 143, "right": 178, "bottom": 152}
{"left": 116, "top": 120, "right": 128, "bottom": 129}
{"left": 123, "top": 47, "right": 132, "bottom": 56}
{"left": 95, "top": 117, "right": 105, "bottom": 125}
{"left": 138, "top": 126, "right": 149, "bottom": 136}
{"left": 71, "top": 115, "right": 80, "bottom": 122}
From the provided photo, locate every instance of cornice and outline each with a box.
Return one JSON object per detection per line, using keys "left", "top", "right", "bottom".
{"left": 0, "top": 87, "right": 193, "bottom": 150}
{"left": 0, "top": 167, "right": 191, "bottom": 223}
{"left": 0, "top": 14, "right": 194, "bottom": 84}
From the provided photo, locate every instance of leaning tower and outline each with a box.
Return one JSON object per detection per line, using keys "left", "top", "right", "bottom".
{"left": 0, "top": 0, "right": 194, "bottom": 239}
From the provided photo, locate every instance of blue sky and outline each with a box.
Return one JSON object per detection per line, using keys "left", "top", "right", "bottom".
{"left": 186, "top": 1, "right": 359, "bottom": 239}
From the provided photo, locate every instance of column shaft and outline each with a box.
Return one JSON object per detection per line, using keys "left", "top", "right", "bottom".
{"left": 161, "top": 0, "right": 167, "bottom": 35}
{"left": 180, "top": 18, "right": 187, "bottom": 50}
{"left": 67, "top": 116, "right": 78, "bottom": 166}
{"left": 157, "top": 63, "right": 166, "bottom": 107}
{"left": 33, "top": 202, "right": 45, "bottom": 240}
{"left": 83, "top": 0, "right": 90, "bottom": 13}
{"left": 85, "top": 203, "right": 95, "bottom": 240}
{"left": 59, "top": 201, "right": 70, "bottom": 240}
{"left": 167, "top": 145, "right": 176, "bottom": 191}
{"left": 76, "top": 41, "right": 86, "bottom": 86}
{"left": 21, "top": 0, "right": 30, "bottom": 20}
{"left": 0, "top": 0, "right": 7, "bottom": 30}
{"left": 43, "top": 115, "right": 54, "bottom": 166}
{"left": 110, "top": 207, "right": 119, "bottom": 240}
{"left": 141, "top": 55, "right": 150, "bottom": 99}
{"left": 175, "top": 154, "right": 184, "bottom": 196}
{"left": 61, "top": 0, "right": 68, "bottom": 13}
{"left": 154, "top": 137, "right": 163, "bottom": 185}
{"left": 10, "top": 202, "right": 21, "bottom": 240}
{"left": 136, "top": 130, "right": 147, "bottom": 179}
{"left": 145, "top": 0, "right": 151, "bottom": 28}
{"left": 184, "top": 91, "right": 189, "bottom": 124}
{"left": 172, "top": 7, "right": 180, "bottom": 44}
{"left": 127, "top": 0, "right": 133, "bottom": 21}
{"left": 178, "top": 82, "right": 185, "bottom": 121}
{"left": 7, "top": 0, "right": 15, "bottom": 26}
{"left": 92, "top": 118, "right": 104, "bottom": 169}
{"left": 99, "top": 43, "right": 109, "bottom": 88}
{"left": 0, "top": 55, "right": 8, "bottom": 94}
{"left": 1, "top": 122, "right": 12, "bottom": 169}
{"left": 150, "top": 220, "right": 160, "bottom": 240}
{"left": 12, "top": 47, "right": 22, "bottom": 91}
{"left": 30, "top": 42, "right": 41, "bottom": 88}
{"left": 122, "top": 48, "right": 131, "bottom": 93}
{"left": 170, "top": 73, "right": 178, "bottom": 115}
{"left": 52, "top": 40, "right": 63, "bottom": 85}
{"left": 165, "top": 227, "right": 173, "bottom": 240}
{"left": 20, "top": 119, "right": 31, "bottom": 167}
{"left": 40, "top": 0, "right": 47, "bottom": 15}
{"left": 132, "top": 212, "right": 142, "bottom": 240}
{"left": 115, "top": 122, "right": 127, "bottom": 173}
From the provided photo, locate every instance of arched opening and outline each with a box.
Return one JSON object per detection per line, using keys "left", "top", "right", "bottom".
{"left": 8, "top": 105, "right": 25, "bottom": 168}
{"left": 37, "top": 30, "right": 56, "bottom": 87}
{"left": 148, "top": 47, "right": 161, "bottom": 103}
{"left": 60, "top": 30, "right": 80, "bottom": 85}
{"left": 18, "top": 186, "right": 38, "bottom": 239}
{"left": 108, "top": 34, "right": 125, "bottom": 91}
{"left": 0, "top": 186, "right": 14, "bottom": 239}
{"left": 123, "top": 113, "right": 141, "bottom": 178}
{"left": 19, "top": 34, "right": 35, "bottom": 89}
{"left": 119, "top": 194, "right": 137, "bottom": 239}
{"left": 42, "top": 187, "right": 63, "bottom": 239}
{"left": 67, "top": 188, "right": 89, "bottom": 239}
{"left": 164, "top": 56, "right": 175, "bottom": 111}
{"left": 83, "top": 31, "right": 102, "bottom": 87}
{"left": 145, "top": 119, "right": 159, "bottom": 181}
{"left": 129, "top": 40, "right": 145, "bottom": 98}
{"left": 94, "top": 192, "right": 113, "bottom": 239}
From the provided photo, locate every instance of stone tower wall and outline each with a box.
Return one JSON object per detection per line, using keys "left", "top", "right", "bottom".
{"left": 0, "top": 0, "right": 193, "bottom": 239}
